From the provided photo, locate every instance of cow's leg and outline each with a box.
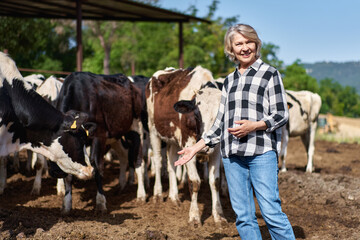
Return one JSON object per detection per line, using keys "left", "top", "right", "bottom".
{"left": 208, "top": 148, "right": 227, "bottom": 224}
{"left": 144, "top": 155, "right": 150, "bottom": 190}
{"left": 280, "top": 126, "right": 289, "bottom": 172}
{"left": 91, "top": 138, "right": 107, "bottom": 212}
{"left": 220, "top": 160, "right": 228, "bottom": 197}
{"left": 134, "top": 143, "right": 146, "bottom": 203}
{"left": 128, "top": 167, "right": 135, "bottom": 185}
{"left": 118, "top": 155, "right": 128, "bottom": 191}
{"left": 57, "top": 178, "right": 65, "bottom": 195}
{"left": 62, "top": 175, "right": 73, "bottom": 214}
{"left": 31, "top": 154, "right": 45, "bottom": 195}
{"left": 135, "top": 159, "right": 146, "bottom": 203}
{"left": 112, "top": 141, "right": 128, "bottom": 191}
{"left": 0, "top": 157, "right": 7, "bottom": 195}
{"left": 26, "top": 150, "right": 33, "bottom": 174}
{"left": 142, "top": 132, "right": 151, "bottom": 190}
{"left": 95, "top": 170, "right": 107, "bottom": 212}
{"left": 127, "top": 130, "right": 146, "bottom": 202}
{"left": 304, "top": 123, "right": 317, "bottom": 173}
{"left": 149, "top": 129, "right": 163, "bottom": 202}
{"left": 13, "top": 151, "right": 20, "bottom": 172}
{"left": 149, "top": 148, "right": 155, "bottom": 177}
{"left": 176, "top": 165, "right": 187, "bottom": 189}
{"left": 176, "top": 164, "right": 182, "bottom": 181}
{"left": 161, "top": 145, "right": 168, "bottom": 179}
{"left": 203, "top": 162, "right": 209, "bottom": 182}
{"left": 167, "top": 144, "right": 180, "bottom": 204}
{"left": 185, "top": 156, "right": 201, "bottom": 225}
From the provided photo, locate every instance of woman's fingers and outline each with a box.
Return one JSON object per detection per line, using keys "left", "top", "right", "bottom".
{"left": 175, "top": 156, "right": 189, "bottom": 166}
{"left": 177, "top": 149, "right": 185, "bottom": 155}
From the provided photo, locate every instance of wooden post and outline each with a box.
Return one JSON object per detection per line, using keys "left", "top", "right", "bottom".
{"left": 76, "top": 0, "right": 83, "bottom": 72}
{"left": 178, "top": 22, "right": 184, "bottom": 69}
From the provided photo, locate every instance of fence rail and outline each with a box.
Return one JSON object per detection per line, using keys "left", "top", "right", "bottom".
{"left": 19, "top": 68, "right": 72, "bottom": 76}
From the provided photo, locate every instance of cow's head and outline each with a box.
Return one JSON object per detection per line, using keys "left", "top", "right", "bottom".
{"left": 45, "top": 110, "right": 97, "bottom": 180}
{"left": 174, "top": 86, "right": 222, "bottom": 153}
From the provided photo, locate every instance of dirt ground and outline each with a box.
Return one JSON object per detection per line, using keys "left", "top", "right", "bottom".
{"left": 1, "top": 136, "right": 360, "bottom": 240}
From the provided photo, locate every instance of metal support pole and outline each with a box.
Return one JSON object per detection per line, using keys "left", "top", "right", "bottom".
{"left": 76, "top": 0, "right": 83, "bottom": 71}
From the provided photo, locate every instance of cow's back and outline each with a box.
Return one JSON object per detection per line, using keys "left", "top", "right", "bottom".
{"left": 57, "top": 72, "right": 141, "bottom": 138}
{"left": 286, "top": 90, "right": 321, "bottom": 136}
{"left": 146, "top": 66, "right": 215, "bottom": 144}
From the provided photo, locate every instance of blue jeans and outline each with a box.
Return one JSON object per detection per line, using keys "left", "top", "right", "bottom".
{"left": 222, "top": 150, "right": 295, "bottom": 240}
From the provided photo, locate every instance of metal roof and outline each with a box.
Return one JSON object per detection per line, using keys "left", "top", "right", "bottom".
{"left": 0, "top": 0, "right": 211, "bottom": 23}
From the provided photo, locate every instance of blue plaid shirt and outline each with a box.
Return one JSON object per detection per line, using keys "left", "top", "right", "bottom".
{"left": 203, "top": 58, "right": 289, "bottom": 157}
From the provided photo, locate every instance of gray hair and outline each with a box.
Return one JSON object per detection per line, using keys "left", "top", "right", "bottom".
{"left": 224, "top": 24, "right": 262, "bottom": 64}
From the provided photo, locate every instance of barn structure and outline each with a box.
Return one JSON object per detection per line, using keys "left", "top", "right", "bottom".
{"left": 0, "top": 0, "right": 211, "bottom": 72}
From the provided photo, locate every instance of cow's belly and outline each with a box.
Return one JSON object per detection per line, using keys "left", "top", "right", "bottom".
{"left": 289, "top": 121, "right": 310, "bottom": 137}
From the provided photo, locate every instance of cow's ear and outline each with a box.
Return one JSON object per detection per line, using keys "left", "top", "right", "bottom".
{"left": 174, "top": 99, "right": 196, "bottom": 114}
{"left": 287, "top": 102, "right": 293, "bottom": 109}
{"left": 62, "top": 110, "right": 89, "bottom": 131}
{"left": 81, "top": 122, "right": 97, "bottom": 137}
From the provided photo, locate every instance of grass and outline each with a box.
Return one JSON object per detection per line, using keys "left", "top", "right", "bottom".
{"left": 316, "top": 131, "right": 360, "bottom": 144}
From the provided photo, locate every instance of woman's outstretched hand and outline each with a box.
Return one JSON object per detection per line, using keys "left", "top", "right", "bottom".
{"left": 174, "top": 139, "right": 206, "bottom": 166}
{"left": 175, "top": 147, "right": 196, "bottom": 166}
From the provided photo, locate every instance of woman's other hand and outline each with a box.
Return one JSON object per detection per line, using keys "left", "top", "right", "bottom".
{"left": 228, "top": 120, "right": 267, "bottom": 138}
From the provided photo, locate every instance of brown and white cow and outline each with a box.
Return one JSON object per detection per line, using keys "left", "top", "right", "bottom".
{"left": 146, "top": 66, "right": 226, "bottom": 225}
{"left": 280, "top": 90, "right": 322, "bottom": 173}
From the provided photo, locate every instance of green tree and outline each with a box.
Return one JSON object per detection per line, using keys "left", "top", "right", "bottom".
{"left": 0, "top": 17, "right": 76, "bottom": 75}
{"left": 81, "top": 0, "right": 238, "bottom": 77}
{"left": 283, "top": 60, "right": 319, "bottom": 92}
{"left": 261, "top": 43, "right": 284, "bottom": 71}
{"left": 318, "top": 78, "right": 360, "bottom": 117}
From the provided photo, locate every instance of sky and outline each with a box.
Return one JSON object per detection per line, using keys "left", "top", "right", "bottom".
{"left": 160, "top": 0, "right": 360, "bottom": 65}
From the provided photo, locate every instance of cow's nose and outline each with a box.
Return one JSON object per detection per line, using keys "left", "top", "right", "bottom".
{"left": 77, "top": 165, "right": 94, "bottom": 180}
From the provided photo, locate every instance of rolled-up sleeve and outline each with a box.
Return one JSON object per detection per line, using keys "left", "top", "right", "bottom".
{"left": 202, "top": 83, "right": 228, "bottom": 147}
{"left": 261, "top": 70, "right": 289, "bottom": 132}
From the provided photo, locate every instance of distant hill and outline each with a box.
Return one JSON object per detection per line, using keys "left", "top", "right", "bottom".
{"left": 303, "top": 61, "right": 360, "bottom": 94}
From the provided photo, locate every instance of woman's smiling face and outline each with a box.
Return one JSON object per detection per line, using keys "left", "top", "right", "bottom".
{"left": 231, "top": 32, "right": 257, "bottom": 69}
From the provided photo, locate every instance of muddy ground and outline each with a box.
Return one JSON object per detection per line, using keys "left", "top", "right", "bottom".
{"left": 1, "top": 137, "right": 360, "bottom": 240}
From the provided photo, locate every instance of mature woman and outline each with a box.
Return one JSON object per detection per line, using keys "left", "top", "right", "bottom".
{"left": 175, "top": 24, "right": 295, "bottom": 240}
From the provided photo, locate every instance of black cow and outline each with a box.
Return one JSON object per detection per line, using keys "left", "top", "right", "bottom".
{"left": 55, "top": 72, "right": 146, "bottom": 213}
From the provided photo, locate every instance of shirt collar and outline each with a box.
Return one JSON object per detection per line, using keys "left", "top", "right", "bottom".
{"left": 235, "top": 58, "right": 263, "bottom": 74}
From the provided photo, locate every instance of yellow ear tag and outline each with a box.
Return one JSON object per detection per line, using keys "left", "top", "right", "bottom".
{"left": 85, "top": 129, "right": 89, "bottom": 136}
{"left": 71, "top": 120, "right": 77, "bottom": 129}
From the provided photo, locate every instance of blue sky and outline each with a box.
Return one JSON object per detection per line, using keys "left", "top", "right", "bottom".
{"left": 160, "top": 0, "right": 360, "bottom": 65}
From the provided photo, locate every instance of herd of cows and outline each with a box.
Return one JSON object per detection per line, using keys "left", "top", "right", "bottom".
{"left": 0, "top": 51, "right": 322, "bottom": 225}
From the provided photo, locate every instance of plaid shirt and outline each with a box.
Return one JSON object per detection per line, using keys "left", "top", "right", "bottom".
{"left": 203, "top": 58, "right": 289, "bottom": 157}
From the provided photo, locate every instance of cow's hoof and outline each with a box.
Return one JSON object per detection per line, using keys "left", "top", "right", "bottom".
{"left": 189, "top": 218, "right": 202, "bottom": 228}
{"left": 96, "top": 204, "right": 107, "bottom": 214}
{"left": 280, "top": 168, "right": 287, "bottom": 173}
{"left": 214, "top": 215, "right": 228, "bottom": 226}
{"left": 61, "top": 208, "right": 71, "bottom": 215}
{"left": 152, "top": 195, "right": 164, "bottom": 203}
{"left": 136, "top": 197, "right": 146, "bottom": 205}
{"left": 30, "top": 187, "right": 41, "bottom": 195}
{"left": 169, "top": 198, "right": 181, "bottom": 207}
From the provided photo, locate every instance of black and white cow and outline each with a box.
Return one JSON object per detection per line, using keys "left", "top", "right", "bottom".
{"left": 280, "top": 90, "right": 322, "bottom": 173}
{"left": 30, "top": 75, "right": 65, "bottom": 195}
{"left": 54, "top": 72, "right": 146, "bottom": 213}
{"left": 0, "top": 52, "right": 96, "bottom": 196}
{"left": 146, "top": 66, "right": 226, "bottom": 225}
